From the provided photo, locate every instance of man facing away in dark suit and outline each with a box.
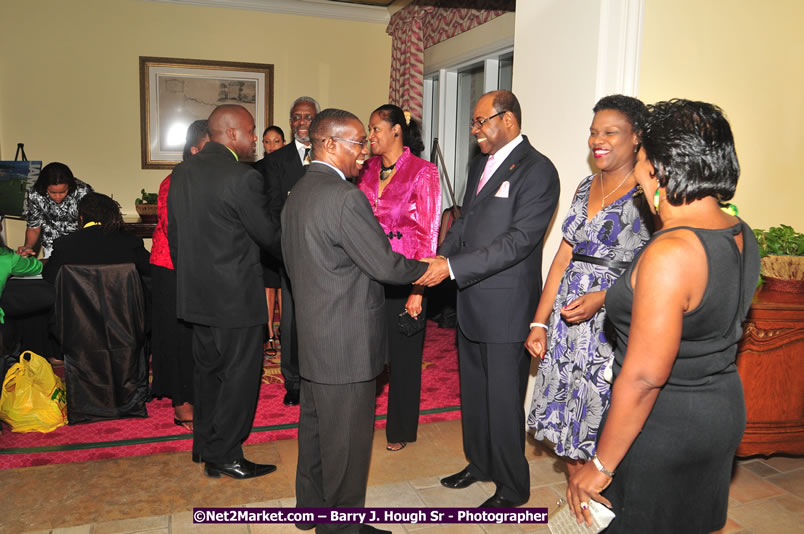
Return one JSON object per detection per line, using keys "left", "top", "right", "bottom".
{"left": 254, "top": 96, "right": 319, "bottom": 407}
{"left": 282, "top": 108, "right": 431, "bottom": 534}
{"left": 418, "top": 90, "right": 560, "bottom": 508}
{"left": 168, "top": 104, "right": 281, "bottom": 480}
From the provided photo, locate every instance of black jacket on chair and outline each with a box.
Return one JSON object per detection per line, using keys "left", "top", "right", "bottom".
{"left": 53, "top": 263, "right": 149, "bottom": 424}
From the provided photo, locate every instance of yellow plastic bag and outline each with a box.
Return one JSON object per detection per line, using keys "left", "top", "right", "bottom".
{"left": 0, "top": 350, "right": 68, "bottom": 432}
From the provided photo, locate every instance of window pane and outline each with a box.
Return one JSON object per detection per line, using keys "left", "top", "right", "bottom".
{"left": 498, "top": 53, "right": 513, "bottom": 91}
{"left": 430, "top": 77, "right": 439, "bottom": 159}
{"left": 455, "top": 64, "right": 484, "bottom": 188}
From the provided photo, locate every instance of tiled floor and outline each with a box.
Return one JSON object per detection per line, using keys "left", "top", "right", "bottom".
{"left": 4, "top": 419, "right": 803, "bottom": 534}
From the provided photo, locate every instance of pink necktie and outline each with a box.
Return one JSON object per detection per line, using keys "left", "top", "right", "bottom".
{"left": 476, "top": 154, "right": 495, "bottom": 195}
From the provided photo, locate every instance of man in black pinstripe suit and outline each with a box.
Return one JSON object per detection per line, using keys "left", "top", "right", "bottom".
{"left": 282, "top": 109, "right": 429, "bottom": 533}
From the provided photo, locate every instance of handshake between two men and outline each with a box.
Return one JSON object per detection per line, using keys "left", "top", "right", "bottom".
{"left": 412, "top": 256, "right": 451, "bottom": 287}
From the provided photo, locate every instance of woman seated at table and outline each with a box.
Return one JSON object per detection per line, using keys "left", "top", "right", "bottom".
{"left": 43, "top": 192, "right": 150, "bottom": 283}
{"left": 17, "top": 162, "right": 92, "bottom": 258}
{"left": 567, "top": 99, "right": 760, "bottom": 533}
{"left": 0, "top": 246, "right": 54, "bottom": 357}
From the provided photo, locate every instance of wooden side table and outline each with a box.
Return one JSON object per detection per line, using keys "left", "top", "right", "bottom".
{"left": 125, "top": 220, "right": 156, "bottom": 239}
{"left": 736, "top": 286, "right": 804, "bottom": 456}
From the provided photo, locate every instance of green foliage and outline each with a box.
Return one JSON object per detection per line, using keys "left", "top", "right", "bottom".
{"left": 753, "top": 225, "right": 804, "bottom": 258}
{"left": 135, "top": 188, "right": 158, "bottom": 205}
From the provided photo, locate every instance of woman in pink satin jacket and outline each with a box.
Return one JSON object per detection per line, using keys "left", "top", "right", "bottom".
{"left": 357, "top": 104, "right": 441, "bottom": 452}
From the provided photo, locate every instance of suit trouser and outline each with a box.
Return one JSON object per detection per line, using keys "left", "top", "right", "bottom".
{"left": 458, "top": 328, "right": 530, "bottom": 502}
{"left": 384, "top": 285, "right": 427, "bottom": 443}
{"left": 192, "top": 323, "right": 264, "bottom": 464}
{"left": 279, "top": 269, "right": 300, "bottom": 392}
{"left": 296, "top": 378, "right": 376, "bottom": 534}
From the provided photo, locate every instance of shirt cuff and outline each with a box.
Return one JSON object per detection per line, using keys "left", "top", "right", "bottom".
{"left": 447, "top": 258, "right": 455, "bottom": 280}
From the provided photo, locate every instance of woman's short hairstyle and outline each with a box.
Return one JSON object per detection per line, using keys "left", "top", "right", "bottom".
{"left": 78, "top": 192, "right": 124, "bottom": 232}
{"left": 643, "top": 99, "right": 739, "bottom": 205}
{"left": 593, "top": 94, "right": 648, "bottom": 140}
{"left": 372, "top": 104, "right": 425, "bottom": 157}
{"left": 33, "top": 162, "right": 76, "bottom": 196}
{"left": 262, "top": 125, "right": 285, "bottom": 141}
{"left": 182, "top": 120, "right": 209, "bottom": 161}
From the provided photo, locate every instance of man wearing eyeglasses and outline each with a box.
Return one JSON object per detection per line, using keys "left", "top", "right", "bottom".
{"left": 282, "top": 108, "right": 431, "bottom": 533}
{"left": 417, "top": 90, "right": 560, "bottom": 508}
{"left": 255, "top": 96, "right": 319, "bottom": 407}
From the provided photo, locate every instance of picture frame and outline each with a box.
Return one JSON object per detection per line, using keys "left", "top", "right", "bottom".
{"left": 139, "top": 56, "right": 273, "bottom": 169}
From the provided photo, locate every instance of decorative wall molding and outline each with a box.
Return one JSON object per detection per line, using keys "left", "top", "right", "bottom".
{"left": 145, "top": 0, "right": 392, "bottom": 23}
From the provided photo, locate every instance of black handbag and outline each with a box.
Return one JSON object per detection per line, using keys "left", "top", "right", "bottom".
{"left": 397, "top": 309, "right": 425, "bottom": 337}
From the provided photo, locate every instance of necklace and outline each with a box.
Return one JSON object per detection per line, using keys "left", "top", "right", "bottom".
{"left": 380, "top": 162, "right": 396, "bottom": 181}
{"left": 600, "top": 168, "right": 634, "bottom": 208}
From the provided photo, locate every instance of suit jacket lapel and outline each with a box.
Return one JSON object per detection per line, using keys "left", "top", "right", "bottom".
{"left": 474, "top": 138, "right": 531, "bottom": 203}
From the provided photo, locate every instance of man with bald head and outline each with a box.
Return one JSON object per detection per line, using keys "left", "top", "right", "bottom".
{"left": 168, "top": 104, "right": 281, "bottom": 479}
{"left": 282, "top": 108, "right": 428, "bottom": 533}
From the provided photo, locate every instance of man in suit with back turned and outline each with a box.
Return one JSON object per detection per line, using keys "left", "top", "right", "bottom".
{"left": 417, "top": 90, "right": 560, "bottom": 507}
{"left": 282, "top": 108, "right": 430, "bottom": 533}
{"left": 254, "top": 96, "right": 319, "bottom": 407}
{"left": 168, "top": 104, "right": 281, "bottom": 479}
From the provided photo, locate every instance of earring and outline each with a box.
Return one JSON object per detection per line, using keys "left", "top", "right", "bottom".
{"left": 653, "top": 189, "right": 661, "bottom": 211}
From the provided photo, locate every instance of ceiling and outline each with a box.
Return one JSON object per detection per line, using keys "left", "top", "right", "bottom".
{"left": 149, "top": 0, "right": 512, "bottom": 24}
{"left": 147, "top": 0, "right": 405, "bottom": 23}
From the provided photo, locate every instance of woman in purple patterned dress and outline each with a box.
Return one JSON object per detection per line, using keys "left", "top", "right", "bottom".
{"left": 526, "top": 95, "right": 652, "bottom": 475}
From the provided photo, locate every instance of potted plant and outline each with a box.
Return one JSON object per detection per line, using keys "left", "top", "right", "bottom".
{"left": 753, "top": 224, "right": 804, "bottom": 292}
{"left": 134, "top": 189, "right": 158, "bottom": 223}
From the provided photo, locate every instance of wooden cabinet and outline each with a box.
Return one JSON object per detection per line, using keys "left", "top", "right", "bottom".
{"left": 736, "top": 287, "right": 804, "bottom": 456}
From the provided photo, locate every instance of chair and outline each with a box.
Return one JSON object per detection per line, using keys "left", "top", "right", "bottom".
{"left": 53, "top": 264, "right": 148, "bottom": 424}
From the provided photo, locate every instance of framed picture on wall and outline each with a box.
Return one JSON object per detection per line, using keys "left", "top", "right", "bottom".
{"left": 139, "top": 56, "right": 274, "bottom": 169}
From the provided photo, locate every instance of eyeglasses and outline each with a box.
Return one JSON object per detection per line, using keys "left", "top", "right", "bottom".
{"left": 291, "top": 114, "right": 315, "bottom": 122}
{"left": 331, "top": 136, "right": 370, "bottom": 149}
{"left": 470, "top": 111, "right": 505, "bottom": 129}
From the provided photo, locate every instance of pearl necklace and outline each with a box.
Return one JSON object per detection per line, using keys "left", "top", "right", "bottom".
{"left": 600, "top": 168, "right": 635, "bottom": 208}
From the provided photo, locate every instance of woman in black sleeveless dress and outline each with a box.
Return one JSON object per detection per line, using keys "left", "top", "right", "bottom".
{"left": 566, "top": 99, "right": 761, "bottom": 533}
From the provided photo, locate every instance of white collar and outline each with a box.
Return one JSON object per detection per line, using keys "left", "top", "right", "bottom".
{"left": 311, "top": 161, "right": 346, "bottom": 181}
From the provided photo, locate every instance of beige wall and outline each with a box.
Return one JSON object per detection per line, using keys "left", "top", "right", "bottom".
{"left": 640, "top": 0, "right": 804, "bottom": 231}
{"left": 0, "top": 0, "right": 392, "bottom": 246}
{"left": 513, "top": 1, "right": 604, "bottom": 269}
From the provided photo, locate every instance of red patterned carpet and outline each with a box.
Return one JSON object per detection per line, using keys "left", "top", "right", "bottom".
{"left": 0, "top": 322, "right": 459, "bottom": 469}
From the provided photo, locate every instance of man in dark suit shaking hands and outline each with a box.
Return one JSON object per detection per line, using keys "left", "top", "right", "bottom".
{"left": 282, "top": 109, "right": 429, "bottom": 533}
{"left": 418, "top": 90, "right": 560, "bottom": 507}
{"left": 168, "top": 104, "right": 281, "bottom": 479}
{"left": 254, "top": 96, "right": 319, "bottom": 407}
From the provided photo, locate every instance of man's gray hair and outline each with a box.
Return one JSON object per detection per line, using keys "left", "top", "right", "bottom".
{"left": 290, "top": 96, "right": 320, "bottom": 116}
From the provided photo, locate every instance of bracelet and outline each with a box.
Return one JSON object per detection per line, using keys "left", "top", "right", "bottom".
{"left": 592, "top": 454, "right": 614, "bottom": 477}
{"left": 529, "top": 322, "right": 548, "bottom": 330}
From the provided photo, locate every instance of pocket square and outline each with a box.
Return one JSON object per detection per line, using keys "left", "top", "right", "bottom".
{"left": 495, "top": 181, "right": 510, "bottom": 198}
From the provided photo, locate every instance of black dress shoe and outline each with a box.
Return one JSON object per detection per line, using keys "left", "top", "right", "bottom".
{"left": 358, "top": 525, "right": 391, "bottom": 534}
{"left": 192, "top": 452, "right": 202, "bottom": 464}
{"left": 440, "top": 466, "right": 485, "bottom": 489}
{"left": 204, "top": 458, "right": 277, "bottom": 479}
{"left": 283, "top": 389, "right": 300, "bottom": 406}
{"left": 479, "top": 493, "right": 527, "bottom": 508}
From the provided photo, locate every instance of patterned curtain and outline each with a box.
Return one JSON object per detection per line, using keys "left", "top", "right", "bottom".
{"left": 386, "top": 0, "right": 514, "bottom": 122}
